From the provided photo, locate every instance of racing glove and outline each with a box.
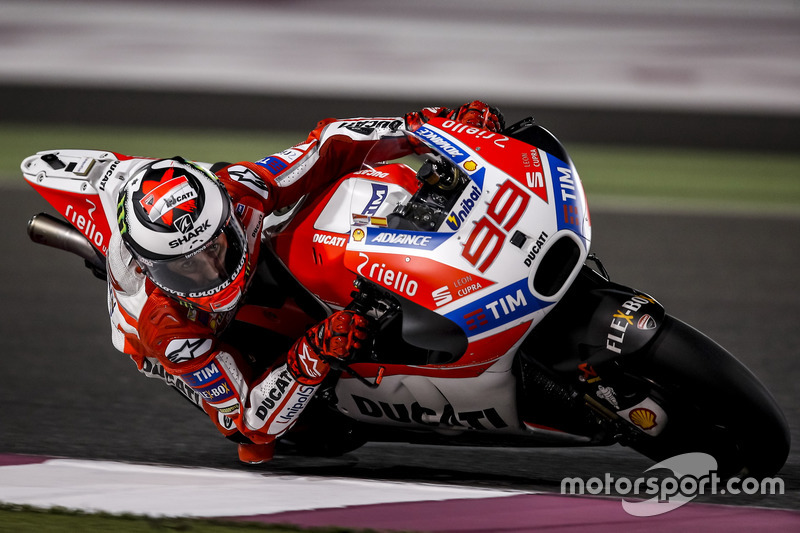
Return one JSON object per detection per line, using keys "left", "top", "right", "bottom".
{"left": 404, "top": 101, "right": 505, "bottom": 133}
{"left": 287, "top": 310, "right": 370, "bottom": 385}
{"left": 451, "top": 100, "right": 505, "bottom": 132}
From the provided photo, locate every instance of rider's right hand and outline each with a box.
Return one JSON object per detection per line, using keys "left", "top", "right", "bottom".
{"left": 287, "top": 311, "right": 370, "bottom": 385}
{"left": 450, "top": 100, "right": 505, "bottom": 132}
{"left": 313, "top": 310, "right": 370, "bottom": 359}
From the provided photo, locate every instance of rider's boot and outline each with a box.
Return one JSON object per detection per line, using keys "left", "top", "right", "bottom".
{"left": 238, "top": 440, "right": 276, "bottom": 464}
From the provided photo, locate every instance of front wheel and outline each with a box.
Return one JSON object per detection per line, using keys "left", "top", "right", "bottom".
{"left": 623, "top": 315, "right": 789, "bottom": 478}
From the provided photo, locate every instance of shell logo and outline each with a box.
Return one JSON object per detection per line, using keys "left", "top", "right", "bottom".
{"left": 463, "top": 160, "right": 478, "bottom": 172}
{"left": 629, "top": 407, "right": 658, "bottom": 430}
{"left": 353, "top": 228, "right": 365, "bottom": 242}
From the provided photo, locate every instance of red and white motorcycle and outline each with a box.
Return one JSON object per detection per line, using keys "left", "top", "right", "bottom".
{"left": 23, "top": 116, "right": 789, "bottom": 478}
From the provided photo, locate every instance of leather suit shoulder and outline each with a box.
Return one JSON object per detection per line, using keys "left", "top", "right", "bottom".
{"left": 138, "top": 292, "right": 220, "bottom": 372}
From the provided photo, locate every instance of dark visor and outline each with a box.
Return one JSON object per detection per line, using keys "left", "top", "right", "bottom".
{"left": 144, "top": 220, "right": 247, "bottom": 296}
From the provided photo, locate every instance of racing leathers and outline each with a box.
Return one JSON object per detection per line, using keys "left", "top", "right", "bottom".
{"left": 105, "top": 101, "right": 504, "bottom": 458}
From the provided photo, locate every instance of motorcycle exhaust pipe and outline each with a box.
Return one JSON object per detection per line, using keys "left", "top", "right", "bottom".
{"left": 27, "top": 212, "right": 106, "bottom": 273}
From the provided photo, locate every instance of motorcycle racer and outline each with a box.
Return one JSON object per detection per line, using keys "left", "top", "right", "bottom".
{"left": 107, "top": 101, "right": 505, "bottom": 464}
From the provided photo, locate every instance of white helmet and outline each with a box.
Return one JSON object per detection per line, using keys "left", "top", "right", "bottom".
{"left": 117, "top": 158, "right": 250, "bottom": 313}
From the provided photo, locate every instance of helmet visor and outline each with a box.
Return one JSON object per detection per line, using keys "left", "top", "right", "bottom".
{"left": 143, "top": 217, "right": 247, "bottom": 298}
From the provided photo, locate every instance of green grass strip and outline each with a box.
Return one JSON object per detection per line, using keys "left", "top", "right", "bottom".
{"left": 3, "top": 122, "right": 799, "bottom": 216}
{"left": 0, "top": 123, "right": 298, "bottom": 176}
{"left": 0, "top": 503, "right": 376, "bottom": 533}
{"left": 569, "top": 144, "right": 800, "bottom": 216}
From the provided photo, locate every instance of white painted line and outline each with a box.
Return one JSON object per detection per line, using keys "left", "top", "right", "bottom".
{"left": 0, "top": 458, "right": 528, "bottom": 518}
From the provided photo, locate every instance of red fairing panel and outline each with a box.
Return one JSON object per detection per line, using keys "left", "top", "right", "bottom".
{"left": 28, "top": 183, "right": 112, "bottom": 255}
{"left": 272, "top": 165, "right": 421, "bottom": 308}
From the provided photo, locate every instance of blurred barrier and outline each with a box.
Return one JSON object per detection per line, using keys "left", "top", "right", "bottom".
{"left": 4, "top": 83, "right": 798, "bottom": 151}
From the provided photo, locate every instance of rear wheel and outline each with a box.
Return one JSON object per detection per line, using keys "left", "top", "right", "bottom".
{"left": 624, "top": 316, "right": 789, "bottom": 478}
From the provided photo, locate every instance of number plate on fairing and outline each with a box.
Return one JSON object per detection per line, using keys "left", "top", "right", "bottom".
{"left": 345, "top": 118, "right": 591, "bottom": 343}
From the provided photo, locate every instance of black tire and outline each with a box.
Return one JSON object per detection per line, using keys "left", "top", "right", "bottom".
{"left": 624, "top": 315, "right": 789, "bottom": 478}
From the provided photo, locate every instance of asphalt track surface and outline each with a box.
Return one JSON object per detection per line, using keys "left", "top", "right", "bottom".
{"left": 2, "top": 186, "right": 798, "bottom": 513}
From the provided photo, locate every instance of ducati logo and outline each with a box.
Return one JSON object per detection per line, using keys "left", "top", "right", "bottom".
{"left": 138, "top": 167, "right": 199, "bottom": 226}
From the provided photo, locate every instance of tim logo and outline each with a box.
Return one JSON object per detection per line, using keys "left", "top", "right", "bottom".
{"left": 463, "top": 308, "right": 489, "bottom": 331}
{"left": 362, "top": 183, "right": 388, "bottom": 216}
{"left": 447, "top": 281, "right": 544, "bottom": 336}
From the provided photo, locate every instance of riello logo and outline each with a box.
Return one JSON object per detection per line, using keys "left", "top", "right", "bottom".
{"left": 66, "top": 200, "right": 106, "bottom": 252}
{"left": 355, "top": 253, "right": 419, "bottom": 298}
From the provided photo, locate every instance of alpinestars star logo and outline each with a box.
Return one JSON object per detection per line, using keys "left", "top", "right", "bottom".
{"left": 298, "top": 341, "right": 323, "bottom": 379}
{"left": 165, "top": 338, "right": 213, "bottom": 364}
{"left": 227, "top": 165, "right": 270, "bottom": 200}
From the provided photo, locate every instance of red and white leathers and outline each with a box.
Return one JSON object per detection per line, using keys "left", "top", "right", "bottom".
{"left": 105, "top": 102, "right": 504, "bottom": 460}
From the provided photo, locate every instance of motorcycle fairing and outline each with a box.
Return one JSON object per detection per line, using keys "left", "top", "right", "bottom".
{"left": 313, "top": 172, "right": 416, "bottom": 234}
{"left": 345, "top": 249, "right": 496, "bottom": 311}
{"left": 270, "top": 163, "right": 421, "bottom": 307}
{"left": 21, "top": 150, "right": 152, "bottom": 256}
{"left": 329, "top": 120, "right": 594, "bottom": 432}
{"left": 336, "top": 359, "right": 522, "bottom": 435}
{"left": 344, "top": 119, "right": 591, "bottom": 341}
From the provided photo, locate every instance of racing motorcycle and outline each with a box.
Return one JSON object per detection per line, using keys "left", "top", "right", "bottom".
{"left": 22, "top": 116, "right": 789, "bottom": 478}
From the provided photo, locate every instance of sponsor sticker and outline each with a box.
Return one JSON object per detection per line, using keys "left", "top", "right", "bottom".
{"left": 139, "top": 175, "right": 197, "bottom": 223}
{"left": 227, "top": 165, "right": 270, "bottom": 200}
{"left": 445, "top": 279, "right": 548, "bottom": 336}
{"left": 364, "top": 228, "right": 449, "bottom": 250}
{"left": 255, "top": 156, "right": 288, "bottom": 175}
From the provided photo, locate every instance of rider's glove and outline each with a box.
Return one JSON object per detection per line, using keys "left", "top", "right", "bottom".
{"left": 404, "top": 101, "right": 505, "bottom": 133}
{"left": 287, "top": 310, "right": 370, "bottom": 385}
{"left": 449, "top": 100, "right": 505, "bottom": 132}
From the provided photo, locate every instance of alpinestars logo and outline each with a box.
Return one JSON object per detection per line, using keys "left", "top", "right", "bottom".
{"left": 297, "top": 340, "right": 323, "bottom": 379}
{"left": 228, "top": 165, "right": 270, "bottom": 200}
{"left": 165, "top": 338, "right": 213, "bottom": 364}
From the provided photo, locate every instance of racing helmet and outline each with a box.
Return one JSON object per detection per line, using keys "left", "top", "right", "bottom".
{"left": 118, "top": 158, "right": 249, "bottom": 313}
